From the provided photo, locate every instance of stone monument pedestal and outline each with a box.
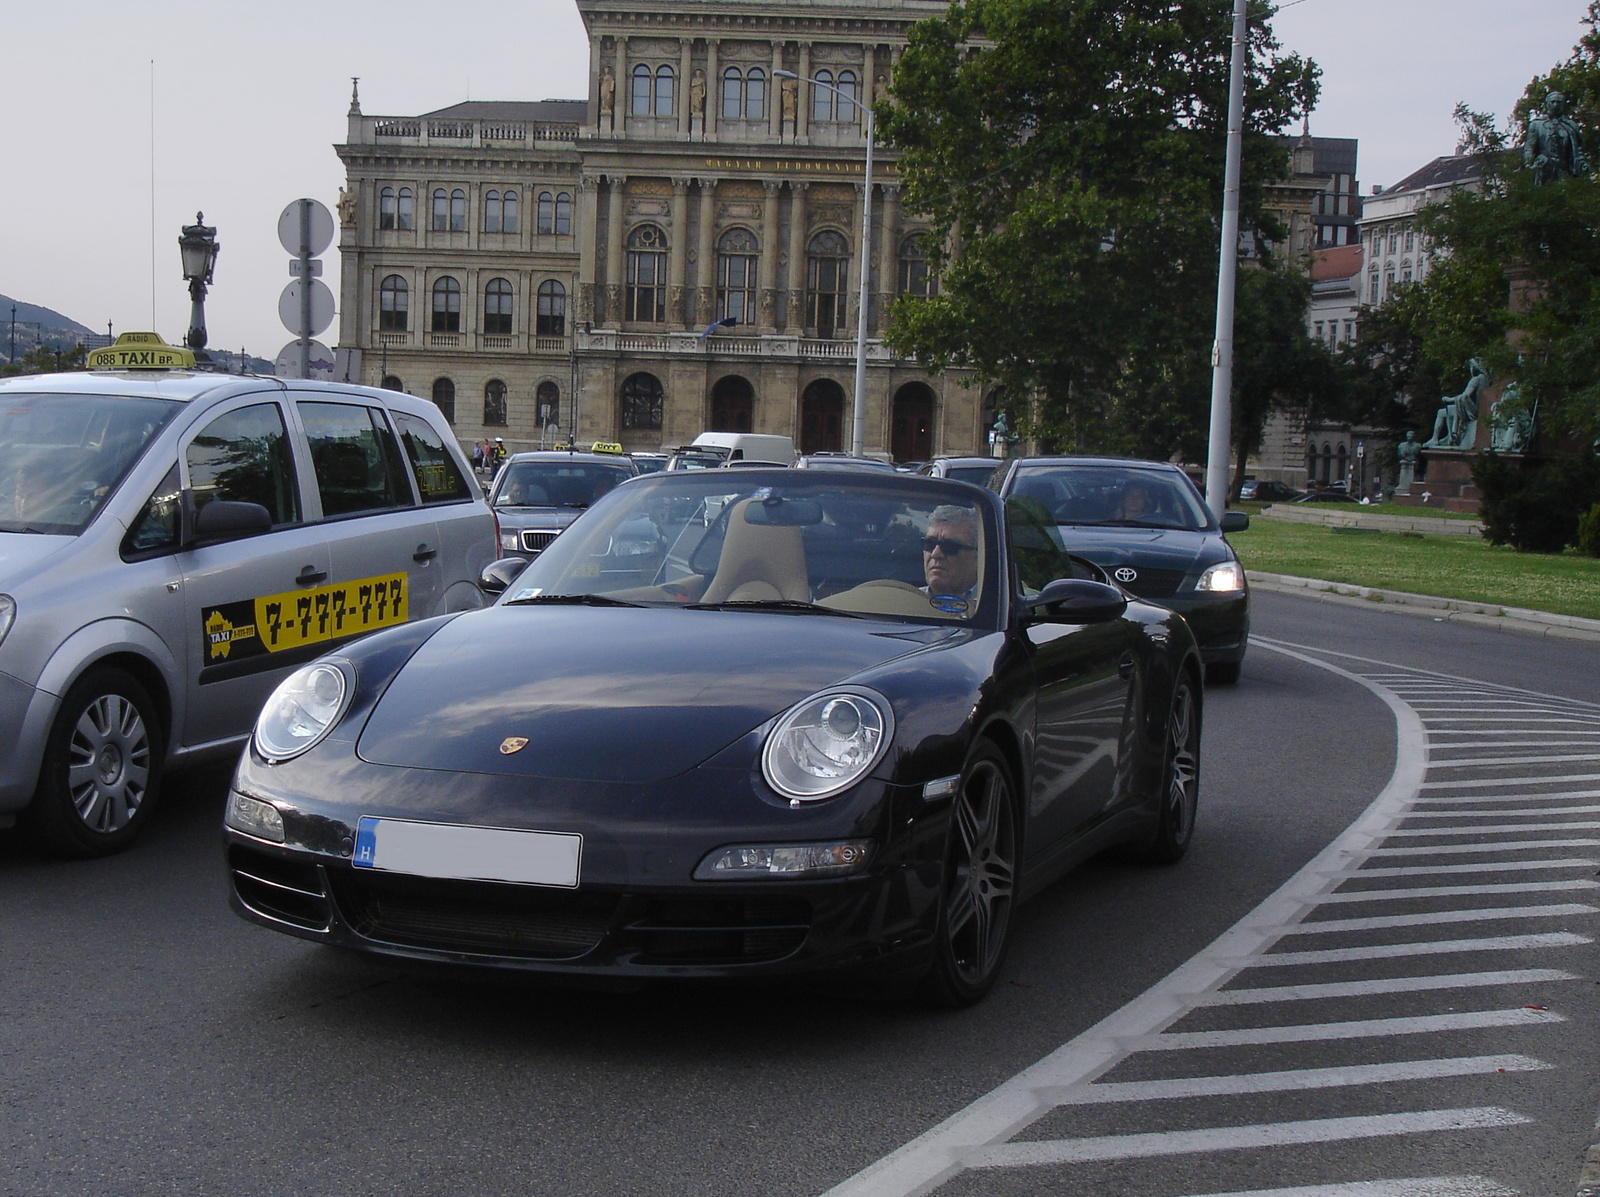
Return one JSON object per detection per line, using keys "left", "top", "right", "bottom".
{"left": 1391, "top": 449, "right": 1481, "bottom": 512}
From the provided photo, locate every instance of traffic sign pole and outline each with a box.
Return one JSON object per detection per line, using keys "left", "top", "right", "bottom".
{"left": 299, "top": 199, "right": 313, "bottom": 379}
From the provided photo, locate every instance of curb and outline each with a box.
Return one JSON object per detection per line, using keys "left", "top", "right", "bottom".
{"left": 1246, "top": 571, "right": 1600, "bottom": 645}
{"left": 1257, "top": 505, "right": 1484, "bottom": 536}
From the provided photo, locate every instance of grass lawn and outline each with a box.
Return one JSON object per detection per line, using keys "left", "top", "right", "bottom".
{"left": 1228, "top": 515, "right": 1600, "bottom": 621}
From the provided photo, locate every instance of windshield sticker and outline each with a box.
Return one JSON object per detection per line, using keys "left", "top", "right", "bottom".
{"left": 929, "top": 594, "right": 970, "bottom": 615}
{"left": 201, "top": 571, "right": 408, "bottom": 664}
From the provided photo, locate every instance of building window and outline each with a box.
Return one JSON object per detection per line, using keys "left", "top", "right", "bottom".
{"left": 620, "top": 373, "right": 664, "bottom": 430}
{"left": 451, "top": 189, "right": 466, "bottom": 231}
{"left": 1384, "top": 271, "right": 1395, "bottom": 300}
{"left": 807, "top": 230, "right": 849, "bottom": 337}
{"left": 538, "top": 191, "right": 555, "bottom": 234}
{"left": 431, "top": 277, "right": 461, "bottom": 333}
{"left": 484, "top": 278, "right": 514, "bottom": 335}
{"left": 431, "top": 188, "right": 465, "bottom": 232}
{"left": 555, "top": 192, "right": 571, "bottom": 234}
{"left": 716, "top": 227, "right": 758, "bottom": 325}
{"left": 625, "top": 224, "right": 668, "bottom": 323}
{"left": 1369, "top": 272, "right": 1380, "bottom": 304}
{"left": 1387, "top": 232, "right": 1398, "bottom": 254}
{"left": 1404, "top": 229, "right": 1415, "bottom": 252}
{"left": 1313, "top": 321, "right": 1323, "bottom": 341}
{"left": 720, "top": 66, "right": 768, "bottom": 120}
{"left": 655, "top": 65, "right": 675, "bottom": 116}
{"left": 485, "top": 189, "right": 518, "bottom": 234}
{"left": 811, "top": 70, "right": 834, "bottom": 123}
{"left": 431, "top": 378, "right": 456, "bottom": 423}
{"left": 484, "top": 380, "right": 508, "bottom": 427}
{"left": 536, "top": 381, "right": 560, "bottom": 429}
{"left": 396, "top": 187, "right": 413, "bottom": 230}
{"left": 899, "top": 233, "right": 937, "bottom": 298}
{"left": 537, "top": 279, "right": 567, "bottom": 335}
{"left": 632, "top": 64, "right": 674, "bottom": 117}
{"left": 632, "top": 65, "right": 653, "bottom": 116}
{"left": 380, "top": 187, "right": 396, "bottom": 230}
{"left": 379, "top": 275, "right": 409, "bottom": 332}
{"left": 1346, "top": 320, "right": 1356, "bottom": 342}
{"left": 382, "top": 375, "right": 403, "bottom": 392}
{"left": 810, "top": 70, "right": 859, "bottom": 123}
{"left": 432, "top": 188, "right": 449, "bottom": 231}
{"left": 722, "top": 67, "right": 743, "bottom": 120}
{"left": 381, "top": 187, "right": 414, "bottom": 231}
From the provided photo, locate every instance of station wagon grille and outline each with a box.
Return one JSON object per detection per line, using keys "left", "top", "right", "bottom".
{"left": 1112, "top": 566, "right": 1186, "bottom": 600}
{"left": 520, "top": 530, "right": 559, "bottom": 554}
{"left": 230, "top": 846, "right": 331, "bottom": 932}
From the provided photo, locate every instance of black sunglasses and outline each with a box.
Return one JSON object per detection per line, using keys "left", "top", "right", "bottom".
{"left": 921, "top": 536, "right": 976, "bottom": 555}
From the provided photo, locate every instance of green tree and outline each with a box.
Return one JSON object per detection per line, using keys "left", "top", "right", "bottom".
{"left": 1, "top": 343, "right": 88, "bottom": 378}
{"left": 878, "top": 0, "right": 1318, "bottom": 459}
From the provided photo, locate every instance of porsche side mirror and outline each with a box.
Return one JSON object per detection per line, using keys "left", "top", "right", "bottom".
{"left": 480, "top": 556, "right": 531, "bottom": 595}
{"left": 1023, "top": 578, "right": 1127, "bottom": 624}
{"left": 1221, "top": 511, "right": 1249, "bottom": 533}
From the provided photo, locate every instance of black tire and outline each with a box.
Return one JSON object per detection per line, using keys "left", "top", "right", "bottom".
{"left": 1138, "top": 672, "right": 1200, "bottom": 865}
{"left": 919, "top": 741, "right": 1018, "bottom": 1008}
{"left": 24, "top": 667, "right": 164, "bottom": 858}
{"left": 1205, "top": 658, "right": 1242, "bottom": 685}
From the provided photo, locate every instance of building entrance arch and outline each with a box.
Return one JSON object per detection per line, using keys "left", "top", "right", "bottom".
{"left": 891, "top": 382, "right": 935, "bottom": 463}
{"left": 710, "top": 375, "right": 754, "bottom": 433}
{"left": 800, "top": 379, "right": 845, "bottom": 454}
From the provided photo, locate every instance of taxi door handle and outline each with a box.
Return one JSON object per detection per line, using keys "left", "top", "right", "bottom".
{"left": 413, "top": 543, "right": 438, "bottom": 562}
{"left": 296, "top": 566, "right": 328, "bottom": 586}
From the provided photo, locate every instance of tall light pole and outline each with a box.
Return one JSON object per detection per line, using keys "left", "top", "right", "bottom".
{"left": 1204, "top": 0, "right": 1248, "bottom": 517}
{"left": 178, "top": 212, "right": 220, "bottom": 366}
{"left": 776, "top": 69, "right": 874, "bottom": 458}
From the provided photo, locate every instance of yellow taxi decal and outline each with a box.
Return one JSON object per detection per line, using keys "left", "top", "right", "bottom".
{"left": 86, "top": 332, "right": 196, "bottom": 371}
{"left": 202, "top": 572, "right": 408, "bottom": 663}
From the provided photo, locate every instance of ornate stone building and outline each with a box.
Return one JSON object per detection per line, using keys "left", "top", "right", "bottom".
{"left": 335, "top": 0, "right": 985, "bottom": 462}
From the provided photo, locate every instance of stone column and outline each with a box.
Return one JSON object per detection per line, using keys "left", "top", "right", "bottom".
{"left": 846, "top": 181, "right": 867, "bottom": 331}
{"left": 696, "top": 178, "right": 717, "bottom": 326}
{"left": 876, "top": 184, "right": 899, "bottom": 335}
{"left": 678, "top": 40, "right": 693, "bottom": 136}
{"left": 861, "top": 45, "right": 876, "bottom": 132}
{"left": 759, "top": 181, "right": 780, "bottom": 331}
{"left": 577, "top": 176, "right": 600, "bottom": 323}
{"left": 605, "top": 175, "right": 625, "bottom": 324}
{"left": 796, "top": 44, "right": 811, "bottom": 143}
{"left": 705, "top": 40, "right": 720, "bottom": 138}
{"left": 786, "top": 181, "right": 808, "bottom": 332}
{"left": 588, "top": 38, "right": 603, "bottom": 132}
{"left": 613, "top": 36, "right": 628, "bottom": 137}
{"left": 669, "top": 177, "right": 690, "bottom": 328}
{"left": 768, "top": 43, "right": 783, "bottom": 139}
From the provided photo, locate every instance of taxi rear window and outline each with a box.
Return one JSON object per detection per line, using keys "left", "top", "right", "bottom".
{"left": 394, "top": 412, "right": 473, "bottom": 504}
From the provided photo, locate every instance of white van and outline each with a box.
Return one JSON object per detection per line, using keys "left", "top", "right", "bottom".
{"left": 688, "top": 432, "right": 796, "bottom": 466}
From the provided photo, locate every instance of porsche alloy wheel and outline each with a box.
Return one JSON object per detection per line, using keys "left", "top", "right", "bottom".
{"left": 1141, "top": 672, "right": 1200, "bottom": 865}
{"left": 922, "top": 742, "right": 1017, "bottom": 1007}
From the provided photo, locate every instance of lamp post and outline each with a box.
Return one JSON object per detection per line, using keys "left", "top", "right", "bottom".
{"left": 776, "top": 69, "right": 874, "bottom": 458}
{"left": 178, "top": 212, "right": 220, "bottom": 362}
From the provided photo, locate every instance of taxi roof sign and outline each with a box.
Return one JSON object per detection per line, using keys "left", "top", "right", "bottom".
{"left": 86, "top": 333, "right": 196, "bottom": 371}
{"left": 590, "top": 441, "right": 625, "bottom": 455}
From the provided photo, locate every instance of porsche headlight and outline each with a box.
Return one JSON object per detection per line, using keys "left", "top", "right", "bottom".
{"left": 761, "top": 689, "right": 893, "bottom": 802}
{"left": 1195, "top": 561, "right": 1245, "bottom": 593}
{"left": 253, "top": 660, "right": 352, "bottom": 763}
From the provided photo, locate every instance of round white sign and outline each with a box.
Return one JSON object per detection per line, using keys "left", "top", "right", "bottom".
{"left": 278, "top": 279, "right": 336, "bottom": 338}
{"left": 277, "top": 199, "right": 335, "bottom": 258}
{"left": 274, "top": 340, "right": 336, "bottom": 380}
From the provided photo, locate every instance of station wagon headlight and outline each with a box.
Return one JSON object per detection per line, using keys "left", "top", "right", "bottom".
{"left": 253, "top": 660, "right": 352, "bottom": 763}
{"left": 0, "top": 595, "right": 13, "bottom": 649}
{"left": 1195, "top": 562, "right": 1245, "bottom": 593}
{"left": 761, "top": 689, "right": 893, "bottom": 802}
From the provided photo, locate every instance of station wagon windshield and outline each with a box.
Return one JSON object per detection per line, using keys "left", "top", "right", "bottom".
{"left": 1009, "top": 465, "right": 1211, "bottom": 531}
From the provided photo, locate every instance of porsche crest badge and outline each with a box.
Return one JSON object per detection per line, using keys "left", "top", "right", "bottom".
{"left": 499, "top": 736, "right": 530, "bottom": 755}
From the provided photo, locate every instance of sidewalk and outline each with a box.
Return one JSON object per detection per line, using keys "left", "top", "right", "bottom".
{"left": 1258, "top": 504, "right": 1483, "bottom": 537}
{"left": 1247, "top": 570, "right": 1600, "bottom": 645}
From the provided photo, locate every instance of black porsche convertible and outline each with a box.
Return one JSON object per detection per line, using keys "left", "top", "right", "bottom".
{"left": 225, "top": 469, "right": 1203, "bottom": 1005}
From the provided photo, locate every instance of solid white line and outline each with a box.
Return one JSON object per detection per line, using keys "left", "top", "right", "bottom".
{"left": 1412, "top": 791, "right": 1600, "bottom": 804}
{"left": 1429, "top": 755, "right": 1600, "bottom": 768}
{"left": 1046, "top": 1055, "right": 1551, "bottom": 1105}
{"left": 1237, "top": 932, "right": 1592, "bottom": 966}
{"left": 966, "top": 1108, "right": 1532, "bottom": 1168}
{"left": 1321, "top": 880, "right": 1599, "bottom": 901}
{"left": 1415, "top": 717, "right": 1598, "bottom": 724}
{"left": 1200, "top": 970, "right": 1577, "bottom": 1005}
{"left": 1384, "top": 821, "right": 1600, "bottom": 833}
{"left": 1139, "top": 1008, "right": 1564, "bottom": 1051}
{"left": 1419, "top": 776, "right": 1600, "bottom": 790}
{"left": 1286, "top": 904, "right": 1598, "bottom": 933}
{"left": 1408, "top": 807, "right": 1600, "bottom": 819}
{"left": 1343, "top": 859, "right": 1598, "bottom": 876}
{"left": 1366, "top": 839, "right": 1600, "bottom": 855}
{"left": 1168, "top": 1176, "right": 1519, "bottom": 1197}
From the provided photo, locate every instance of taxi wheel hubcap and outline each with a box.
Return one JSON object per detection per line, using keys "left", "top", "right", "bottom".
{"left": 1165, "top": 681, "right": 1198, "bottom": 844}
{"left": 945, "top": 757, "right": 1015, "bottom": 985}
{"left": 66, "top": 695, "right": 150, "bottom": 834}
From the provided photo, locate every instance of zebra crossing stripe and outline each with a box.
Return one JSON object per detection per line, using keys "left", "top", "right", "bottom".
{"left": 1411, "top": 792, "right": 1600, "bottom": 804}
{"left": 1429, "top": 755, "right": 1600, "bottom": 768}
{"left": 1287, "top": 905, "right": 1598, "bottom": 933}
{"left": 1044, "top": 1056, "right": 1550, "bottom": 1105}
{"left": 1365, "top": 840, "right": 1600, "bottom": 854}
{"left": 1167, "top": 1175, "right": 1518, "bottom": 1196}
{"left": 965, "top": 1109, "right": 1532, "bottom": 1168}
{"left": 1341, "top": 859, "right": 1598, "bottom": 876}
{"left": 1383, "top": 821, "right": 1600, "bottom": 832}
{"left": 1199, "top": 970, "right": 1576, "bottom": 1005}
{"left": 1320, "top": 881, "right": 1600, "bottom": 901}
{"left": 1407, "top": 807, "right": 1600, "bottom": 819}
{"left": 1138, "top": 1008, "right": 1564, "bottom": 1051}
{"left": 1244, "top": 933, "right": 1592, "bottom": 967}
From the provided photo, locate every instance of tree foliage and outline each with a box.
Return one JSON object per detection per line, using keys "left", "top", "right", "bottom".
{"left": 1, "top": 344, "right": 88, "bottom": 378}
{"left": 878, "top": 0, "right": 1318, "bottom": 460}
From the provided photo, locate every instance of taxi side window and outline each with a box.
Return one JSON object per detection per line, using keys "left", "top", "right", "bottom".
{"left": 1006, "top": 496, "right": 1089, "bottom": 597}
{"left": 186, "top": 403, "right": 301, "bottom": 525}
{"left": 299, "top": 402, "right": 412, "bottom": 518}
{"left": 121, "top": 464, "right": 182, "bottom": 558}
{"left": 394, "top": 412, "right": 473, "bottom": 504}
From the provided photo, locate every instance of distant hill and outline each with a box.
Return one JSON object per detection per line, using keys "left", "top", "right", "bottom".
{"left": 0, "top": 294, "right": 94, "bottom": 336}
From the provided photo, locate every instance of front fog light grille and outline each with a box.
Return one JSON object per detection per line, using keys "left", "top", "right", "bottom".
{"left": 627, "top": 896, "right": 812, "bottom": 964}
{"left": 229, "top": 846, "right": 330, "bottom": 931}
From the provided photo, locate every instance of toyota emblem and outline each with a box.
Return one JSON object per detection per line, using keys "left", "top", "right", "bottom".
{"left": 1114, "top": 567, "right": 1138, "bottom": 583}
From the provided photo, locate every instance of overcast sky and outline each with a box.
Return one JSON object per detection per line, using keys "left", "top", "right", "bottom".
{"left": 0, "top": 0, "right": 1586, "bottom": 358}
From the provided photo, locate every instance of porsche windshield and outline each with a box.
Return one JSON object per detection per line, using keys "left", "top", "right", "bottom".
{"left": 503, "top": 472, "right": 992, "bottom": 624}
{"left": 0, "top": 392, "right": 179, "bottom": 535}
{"left": 1009, "top": 466, "right": 1211, "bottom": 531}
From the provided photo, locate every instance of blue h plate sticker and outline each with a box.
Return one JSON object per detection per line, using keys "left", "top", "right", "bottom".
{"left": 353, "top": 817, "right": 379, "bottom": 867}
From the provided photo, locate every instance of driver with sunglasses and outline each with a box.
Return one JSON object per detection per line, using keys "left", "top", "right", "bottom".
{"left": 921, "top": 504, "right": 981, "bottom": 601}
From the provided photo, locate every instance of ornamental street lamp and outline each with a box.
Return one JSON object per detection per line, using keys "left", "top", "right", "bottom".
{"left": 178, "top": 211, "right": 220, "bottom": 355}
{"left": 776, "top": 69, "right": 874, "bottom": 458}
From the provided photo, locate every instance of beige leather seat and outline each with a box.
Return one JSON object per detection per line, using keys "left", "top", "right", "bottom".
{"left": 700, "top": 498, "right": 810, "bottom": 603}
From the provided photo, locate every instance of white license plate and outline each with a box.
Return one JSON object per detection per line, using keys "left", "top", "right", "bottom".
{"left": 352, "top": 816, "right": 582, "bottom": 888}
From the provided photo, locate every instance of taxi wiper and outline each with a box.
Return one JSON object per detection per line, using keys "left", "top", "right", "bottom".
{"left": 684, "top": 598, "right": 864, "bottom": 618}
{"left": 503, "top": 593, "right": 645, "bottom": 607}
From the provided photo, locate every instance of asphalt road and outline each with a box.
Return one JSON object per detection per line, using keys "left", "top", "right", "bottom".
{"left": 2, "top": 590, "right": 1596, "bottom": 1197}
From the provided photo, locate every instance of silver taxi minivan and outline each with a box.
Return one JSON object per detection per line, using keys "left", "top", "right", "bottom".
{"left": 0, "top": 344, "right": 496, "bottom": 856}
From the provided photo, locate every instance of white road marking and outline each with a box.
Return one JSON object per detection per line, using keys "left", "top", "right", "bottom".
{"left": 1366, "top": 839, "right": 1600, "bottom": 854}
{"left": 1384, "top": 821, "right": 1600, "bottom": 833}
{"left": 1238, "top": 933, "right": 1592, "bottom": 967}
{"left": 1419, "top": 777, "right": 1600, "bottom": 790}
{"left": 1043, "top": 1056, "right": 1551, "bottom": 1105}
{"left": 1138, "top": 1008, "right": 1564, "bottom": 1051}
{"left": 1407, "top": 807, "right": 1600, "bottom": 818}
{"left": 966, "top": 1109, "right": 1533, "bottom": 1168}
{"left": 1168, "top": 1177, "right": 1519, "bottom": 1197}
{"left": 1429, "top": 755, "right": 1600, "bottom": 768}
{"left": 1342, "top": 860, "right": 1598, "bottom": 876}
{"left": 1412, "top": 792, "right": 1600, "bottom": 804}
{"left": 1286, "top": 905, "right": 1599, "bottom": 934}
{"left": 1320, "top": 881, "right": 1599, "bottom": 901}
{"left": 1198, "top": 970, "right": 1577, "bottom": 1005}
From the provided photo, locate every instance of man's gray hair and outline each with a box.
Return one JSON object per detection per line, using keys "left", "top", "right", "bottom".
{"left": 928, "top": 504, "right": 978, "bottom": 535}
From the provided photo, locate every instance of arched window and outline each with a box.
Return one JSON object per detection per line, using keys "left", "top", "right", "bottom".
{"left": 717, "top": 227, "right": 759, "bottom": 325}
{"left": 501, "top": 189, "right": 518, "bottom": 233}
{"left": 538, "top": 191, "right": 555, "bottom": 234}
{"left": 432, "top": 188, "right": 449, "bottom": 231}
{"left": 537, "top": 279, "right": 567, "bottom": 336}
{"left": 382, "top": 375, "right": 403, "bottom": 392}
{"left": 450, "top": 188, "right": 466, "bottom": 231}
{"left": 396, "top": 187, "right": 413, "bottom": 230}
{"left": 484, "top": 278, "right": 514, "bottom": 335}
{"left": 626, "top": 224, "right": 668, "bottom": 323}
{"left": 710, "top": 376, "right": 753, "bottom": 433}
{"left": 484, "top": 380, "right": 508, "bottom": 427}
{"left": 431, "top": 378, "right": 456, "bottom": 423}
{"left": 1321, "top": 442, "right": 1333, "bottom": 484}
{"left": 836, "top": 70, "right": 859, "bottom": 123}
{"left": 632, "top": 64, "right": 653, "bottom": 116}
{"left": 811, "top": 69, "right": 835, "bottom": 123}
{"left": 620, "top": 373, "right": 664, "bottom": 430}
{"left": 655, "top": 65, "right": 675, "bottom": 116}
{"left": 899, "top": 233, "right": 937, "bottom": 298}
{"left": 380, "top": 187, "right": 397, "bottom": 230}
{"left": 379, "top": 275, "right": 409, "bottom": 332}
{"left": 536, "top": 381, "right": 561, "bottom": 429}
{"left": 555, "top": 192, "right": 572, "bottom": 235}
{"left": 484, "top": 189, "right": 518, "bottom": 234}
{"left": 807, "top": 230, "right": 849, "bottom": 338}
{"left": 1335, "top": 442, "right": 1348, "bottom": 482}
{"left": 722, "top": 67, "right": 743, "bottom": 120}
{"left": 484, "top": 189, "right": 502, "bottom": 233}
{"left": 431, "top": 277, "right": 461, "bottom": 333}
{"left": 745, "top": 68, "right": 766, "bottom": 120}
